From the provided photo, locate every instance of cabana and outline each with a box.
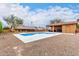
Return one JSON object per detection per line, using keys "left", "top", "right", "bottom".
{"left": 49, "top": 22, "right": 77, "bottom": 33}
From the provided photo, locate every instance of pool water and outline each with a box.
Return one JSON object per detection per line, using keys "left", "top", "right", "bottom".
{"left": 20, "top": 32, "right": 55, "bottom": 36}
{"left": 21, "top": 33, "right": 35, "bottom": 36}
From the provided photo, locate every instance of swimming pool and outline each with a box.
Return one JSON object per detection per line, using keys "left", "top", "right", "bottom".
{"left": 20, "top": 33, "right": 35, "bottom": 36}
{"left": 20, "top": 32, "right": 56, "bottom": 36}
{"left": 14, "top": 32, "right": 62, "bottom": 43}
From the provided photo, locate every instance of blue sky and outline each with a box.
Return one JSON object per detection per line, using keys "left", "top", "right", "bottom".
{"left": 1, "top": 3, "right": 79, "bottom": 27}
{"left": 20, "top": 3, "right": 79, "bottom": 13}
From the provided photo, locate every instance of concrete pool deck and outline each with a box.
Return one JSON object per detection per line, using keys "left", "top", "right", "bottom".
{"left": 0, "top": 32, "right": 78, "bottom": 56}
{"left": 14, "top": 32, "right": 62, "bottom": 43}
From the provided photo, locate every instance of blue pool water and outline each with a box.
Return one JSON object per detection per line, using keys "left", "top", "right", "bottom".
{"left": 21, "top": 33, "right": 35, "bottom": 36}
{"left": 20, "top": 32, "right": 55, "bottom": 36}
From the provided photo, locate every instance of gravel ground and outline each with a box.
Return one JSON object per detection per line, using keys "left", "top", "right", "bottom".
{"left": 0, "top": 33, "right": 78, "bottom": 56}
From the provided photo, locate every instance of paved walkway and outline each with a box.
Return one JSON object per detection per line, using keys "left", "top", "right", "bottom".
{"left": 0, "top": 33, "right": 78, "bottom": 56}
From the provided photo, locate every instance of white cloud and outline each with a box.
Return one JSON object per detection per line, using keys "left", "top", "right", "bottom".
{"left": 0, "top": 3, "right": 31, "bottom": 27}
{"left": 29, "top": 6, "right": 78, "bottom": 27}
{"left": 47, "top": 6, "right": 78, "bottom": 22}
{"left": 0, "top": 3, "right": 79, "bottom": 28}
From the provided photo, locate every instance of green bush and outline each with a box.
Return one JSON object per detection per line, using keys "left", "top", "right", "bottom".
{"left": 0, "top": 21, "right": 3, "bottom": 33}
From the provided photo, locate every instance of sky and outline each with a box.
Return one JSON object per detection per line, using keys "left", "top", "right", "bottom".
{"left": 1, "top": 3, "right": 79, "bottom": 27}
{"left": 20, "top": 3, "right": 79, "bottom": 12}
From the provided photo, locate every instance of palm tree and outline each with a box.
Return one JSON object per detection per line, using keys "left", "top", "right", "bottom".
{"left": 0, "top": 21, "right": 3, "bottom": 33}
{"left": 4, "top": 15, "right": 23, "bottom": 31}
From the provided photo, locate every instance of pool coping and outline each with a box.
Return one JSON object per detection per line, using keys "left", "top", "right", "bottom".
{"left": 13, "top": 32, "right": 62, "bottom": 43}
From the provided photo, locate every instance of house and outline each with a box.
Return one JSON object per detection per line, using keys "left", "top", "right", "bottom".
{"left": 15, "top": 26, "right": 47, "bottom": 32}
{"left": 15, "top": 26, "right": 36, "bottom": 32}
{"left": 49, "top": 21, "right": 77, "bottom": 33}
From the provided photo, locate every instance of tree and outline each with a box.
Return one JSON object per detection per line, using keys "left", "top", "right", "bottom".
{"left": 4, "top": 15, "right": 23, "bottom": 31}
{"left": 77, "top": 19, "right": 79, "bottom": 22}
{"left": 0, "top": 21, "right": 3, "bottom": 33}
{"left": 50, "top": 19, "right": 63, "bottom": 24}
{"left": 76, "top": 19, "right": 79, "bottom": 29}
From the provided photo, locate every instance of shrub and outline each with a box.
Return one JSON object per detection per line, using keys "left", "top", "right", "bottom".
{"left": 0, "top": 21, "right": 3, "bottom": 33}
